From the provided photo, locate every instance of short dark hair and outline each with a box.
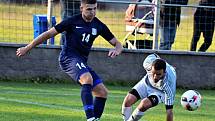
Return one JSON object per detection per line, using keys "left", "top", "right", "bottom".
{"left": 152, "top": 59, "right": 166, "bottom": 71}
{"left": 81, "top": 0, "right": 97, "bottom": 4}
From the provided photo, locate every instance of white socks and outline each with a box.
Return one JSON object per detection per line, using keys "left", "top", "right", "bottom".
{"left": 122, "top": 107, "right": 132, "bottom": 121}
{"left": 127, "top": 108, "right": 144, "bottom": 121}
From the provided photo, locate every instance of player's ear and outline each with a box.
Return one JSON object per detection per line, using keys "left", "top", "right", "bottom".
{"left": 80, "top": 6, "right": 83, "bottom": 12}
{"left": 80, "top": 3, "right": 84, "bottom": 12}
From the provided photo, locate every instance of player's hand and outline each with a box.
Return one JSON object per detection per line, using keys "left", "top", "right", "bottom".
{"left": 16, "top": 47, "right": 29, "bottom": 57}
{"left": 108, "top": 49, "right": 120, "bottom": 58}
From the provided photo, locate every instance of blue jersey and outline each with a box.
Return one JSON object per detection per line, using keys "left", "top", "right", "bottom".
{"left": 55, "top": 14, "right": 115, "bottom": 61}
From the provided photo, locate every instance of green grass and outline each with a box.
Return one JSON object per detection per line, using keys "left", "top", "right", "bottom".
{"left": 0, "top": 81, "right": 215, "bottom": 121}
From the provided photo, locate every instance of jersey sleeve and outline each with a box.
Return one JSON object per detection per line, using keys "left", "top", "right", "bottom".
{"left": 54, "top": 17, "right": 73, "bottom": 33}
{"left": 99, "top": 23, "right": 115, "bottom": 41}
{"left": 162, "top": 63, "right": 176, "bottom": 108}
{"left": 163, "top": 81, "right": 175, "bottom": 107}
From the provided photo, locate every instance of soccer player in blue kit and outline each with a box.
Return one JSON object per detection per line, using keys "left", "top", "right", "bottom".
{"left": 16, "top": 0, "right": 123, "bottom": 120}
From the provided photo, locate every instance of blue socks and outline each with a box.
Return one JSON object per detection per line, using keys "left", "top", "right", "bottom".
{"left": 81, "top": 84, "right": 94, "bottom": 119}
{"left": 81, "top": 84, "right": 107, "bottom": 120}
{"left": 94, "top": 97, "right": 107, "bottom": 119}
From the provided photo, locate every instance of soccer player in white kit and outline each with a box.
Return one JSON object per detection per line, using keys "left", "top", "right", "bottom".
{"left": 121, "top": 53, "right": 176, "bottom": 121}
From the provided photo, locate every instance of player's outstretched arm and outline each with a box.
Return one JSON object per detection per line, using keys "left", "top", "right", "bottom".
{"left": 108, "top": 37, "right": 123, "bottom": 58}
{"left": 16, "top": 27, "right": 59, "bottom": 57}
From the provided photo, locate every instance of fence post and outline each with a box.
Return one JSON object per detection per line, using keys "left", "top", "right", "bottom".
{"left": 47, "top": 0, "right": 54, "bottom": 45}
{"left": 153, "top": 0, "right": 160, "bottom": 50}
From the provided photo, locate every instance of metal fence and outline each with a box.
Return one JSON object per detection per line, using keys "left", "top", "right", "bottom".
{"left": 0, "top": 0, "right": 214, "bottom": 52}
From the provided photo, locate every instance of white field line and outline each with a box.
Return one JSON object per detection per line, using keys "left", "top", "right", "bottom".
{"left": 0, "top": 97, "right": 81, "bottom": 111}
{"left": 0, "top": 97, "right": 119, "bottom": 118}
{"left": 0, "top": 90, "right": 126, "bottom": 98}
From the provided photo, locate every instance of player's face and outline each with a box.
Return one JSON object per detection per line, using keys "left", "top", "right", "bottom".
{"left": 150, "top": 66, "right": 165, "bottom": 83}
{"left": 81, "top": 3, "right": 97, "bottom": 22}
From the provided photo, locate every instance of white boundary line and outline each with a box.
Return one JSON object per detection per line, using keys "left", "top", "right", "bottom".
{"left": 0, "top": 97, "right": 119, "bottom": 118}
{"left": 0, "top": 97, "right": 82, "bottom": 111}
{"left": 0, "top": 90, "right": 126, "bottom": 98}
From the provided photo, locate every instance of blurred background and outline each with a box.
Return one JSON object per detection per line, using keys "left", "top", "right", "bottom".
{"left": 0, "top": 0, "right": 214, "bottom": 52}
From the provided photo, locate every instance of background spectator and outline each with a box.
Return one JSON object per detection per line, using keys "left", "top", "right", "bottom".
{"left": 190, "top": 0, "right": 215, "bottom": 52}
{"left": 159, "top": 0, "right": 188, "bottom": 50}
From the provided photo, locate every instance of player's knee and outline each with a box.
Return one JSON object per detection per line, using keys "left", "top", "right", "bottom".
{"left": 138, "top": 95, "right": 159, "bottom": 111}
{"left": 123, "top": 89, "right": 140, "bottom": 107}
{"left": 147, "top": 95, "right": 159, "bottom": 107}
{"left": 93, "top": 85, "right": 108, "bottom": 98}
{"left": 79, "top": 72, "right": 93, "bottom": 85}
{"left": 100, "top": 87, "right": 108, "bottom": 97}
{"left": 123, "top": 99, "right": 133, "bottom": 107}
{"left": 123, "top": 94, "right": 138, "bottom": 107}
{"left": 137, "top": 97, "right": 157, "bottom": 112}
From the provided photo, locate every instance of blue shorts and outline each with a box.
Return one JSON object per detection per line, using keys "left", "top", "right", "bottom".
{"left": 59, "top": 55, "right": 102, "bottom": 88}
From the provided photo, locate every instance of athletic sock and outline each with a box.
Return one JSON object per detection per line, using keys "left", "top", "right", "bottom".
{"left": 81, "top": 84, "right": 94, "bottom": 119}
{"left": 94, "top": 97, "right": 107, "bottom": 119}
{"left": 128, "top": 108, "right": 144, "bottom": 121}
{"left": 87, "top": 117, "right": 95, "bottom": 121}
{"left": 122, "top": 106, "right": 132, "bottom": 121}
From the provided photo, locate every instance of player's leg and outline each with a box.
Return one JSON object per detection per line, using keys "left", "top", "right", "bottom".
{"left": 122, "top": 91, "right": 139, "bottom": 121}
{"left": 122, "top": 77, "right": 147, "bottom": 121}
{"left": 59, "top": 57, "right": 95, "bottom": 121}
{"left": 92, "top": 83, "right": 108, "bottom": 119}
{"left": 127, "top": 76, "right": 164, "bottom": 121}
{"left": 129, "top": 89, "right": 165, "bottom": 121}
{"left": 128, "top": 95, "right": 159, "bottom": 121}
{"left": 90, "top": 69, "right": 108, "bottom": 120}
{"left": 79, "top": 72, "right": 95, "bottom": 121}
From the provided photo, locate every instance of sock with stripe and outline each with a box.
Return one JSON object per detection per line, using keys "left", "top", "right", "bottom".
{"left": 122, "top": 106, "right": 132, "bottom": 121}
{"left": 81, "top": 84, "right": 94, "bottom": 119}
{"left": 128, "top": 108, "right": 144, "bottom": 121}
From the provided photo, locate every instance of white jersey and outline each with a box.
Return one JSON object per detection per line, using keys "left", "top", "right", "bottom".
{"left": 135, "top": 54, "right": 176, "bottom": 106}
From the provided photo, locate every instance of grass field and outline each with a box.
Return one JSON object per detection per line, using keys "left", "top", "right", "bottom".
{"left": 0, "top": 81, "right": 214, "bottom": 121}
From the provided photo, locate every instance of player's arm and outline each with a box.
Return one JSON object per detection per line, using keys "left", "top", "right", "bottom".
{"left": 108, "top": 37, "right": 123, "bottom": 58}
{"left": 99, "top": 22, "right": 123, "bottom": 58}
{"left": 164, "top": 92, "right": 174, "bottom": 121}
{"left": 163, "top": 82, "right": 175, "bottom": 121}
{"left": 16, "top": 27, "right": 59, "bottom": 57}
{"left": 166, "top": 108, "right": 173, "bottom": 121}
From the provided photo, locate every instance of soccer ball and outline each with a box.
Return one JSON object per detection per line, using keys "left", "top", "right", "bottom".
{"left": 180, "top": 90, "right": 201, "bottom": 111}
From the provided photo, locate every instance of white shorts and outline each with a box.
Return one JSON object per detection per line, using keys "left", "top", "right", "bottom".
{"left": 133, "top": 76, "right": 165, "bottom": 104}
